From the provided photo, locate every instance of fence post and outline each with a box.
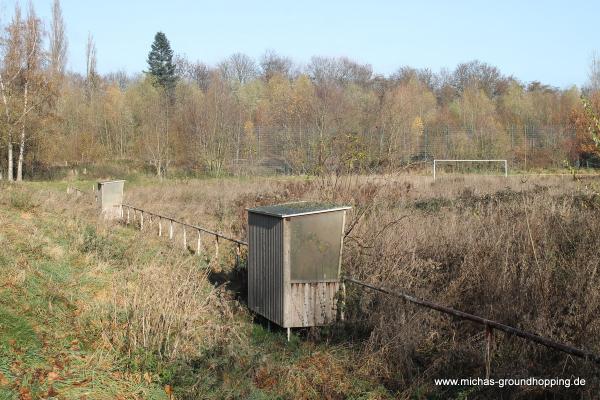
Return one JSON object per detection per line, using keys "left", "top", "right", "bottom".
{"left": 197, "top": 230, "right": 202, "bottom": 255}
{"left": 169, "top": 220, "right": 174, "bottom": 240}
{"left": 236, "top": 243, "right": 241, "bottom": 268}
{"left": 485, "top": 325, "right": 493, "bottom": 379}
{"left": 140, "top": 211, "right": 144, "bottom": 230}
{"left": 183, "top": 226, "right": 187, "bottom": 249}
{"left": 215, "top": 235, "right": 219, "bottom": 260}
{"left": 126, "top": 208, "right": 130, "bottom": 225}
{"left": 158, "top": 217, "right": 162, "bottom": 237}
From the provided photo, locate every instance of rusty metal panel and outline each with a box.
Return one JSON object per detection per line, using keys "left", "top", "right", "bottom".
{"left": 289, "top": 211, "right": 344, "bottom": 282}
{"left": 248, "top": 212, "right": 284, "bottom": 326}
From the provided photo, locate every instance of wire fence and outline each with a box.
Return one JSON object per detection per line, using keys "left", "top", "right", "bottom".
{"left": 229, "top": 125, "right": 578, "bottom": 174}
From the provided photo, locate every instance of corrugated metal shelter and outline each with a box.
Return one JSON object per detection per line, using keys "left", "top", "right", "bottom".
{"left": 96, "top": 180, "right": 125, "bottom": 219}
{"left": 247, "top": 202, "right": 350, "bottom": 333}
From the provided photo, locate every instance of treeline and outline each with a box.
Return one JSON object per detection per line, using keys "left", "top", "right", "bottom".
{"left": 1, "top": 1, "right": 600, "bottom": 180}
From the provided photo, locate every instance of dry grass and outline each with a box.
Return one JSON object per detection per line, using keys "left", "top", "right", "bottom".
{"left": 121, "top": 173, "right": 600, "bottom": 398}
{"left": 4, "top": 174, "right": 598, "bottom": 398}
{"left": 322, "top": 174, "right": 600, "bottom": 399}
{"left": 1, "top": 181, "right": 396, "bottom": 399}
{"left": 101, "top": 251, "right": 217, "bottom": 360}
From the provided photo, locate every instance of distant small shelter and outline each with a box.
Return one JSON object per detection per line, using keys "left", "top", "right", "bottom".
{"left": 247, "top": 202, "right": 350, "bottom": 334}
{"left": 96, "top": 180, "right": 125, "bottom": 219}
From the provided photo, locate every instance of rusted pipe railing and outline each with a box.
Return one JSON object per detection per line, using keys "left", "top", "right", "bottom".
{"left": 121, "top": 204, "right": 248, "bottom": 246}
{"left": 344, "top": 277, "right": 600, "bottom": 365}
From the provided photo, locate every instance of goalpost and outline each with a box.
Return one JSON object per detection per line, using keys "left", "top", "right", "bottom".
{"left": 433, "top": 159, "right": 508, "bottom": 180}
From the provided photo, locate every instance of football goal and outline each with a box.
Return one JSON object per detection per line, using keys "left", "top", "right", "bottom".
{"left": 433, "top": 159, "right": 508, "bottom": 180}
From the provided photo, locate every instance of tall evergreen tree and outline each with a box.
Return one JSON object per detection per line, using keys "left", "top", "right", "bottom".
{"left": 146, "top": 32, "right": 177, "bottom": 90}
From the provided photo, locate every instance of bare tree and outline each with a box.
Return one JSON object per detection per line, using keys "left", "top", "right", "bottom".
{"left": 0, "top": 5, "right": 23, "bottom": 181}
{"left": 390, "top": 66, "right": 436, "bottom": 91}
{"left": 588, "top": 51, "right": 600, "bottom": 93}
{"left": 85, "top": 32, "right": 98, "bottom": 94}
{"left": 307, "top": 56, "right": 372, "bottom": 86}
{"left": 452, "top": 60, "right": 508, "bottom": 99}
{"left": 16, "top": 3, "right": 46, "bottom": 181}
{"left": 49, "top": 0, "right": 67, "bottom": 77}
{"left": 260, "top": 49, "right": 293, "bottom": 81}
{"left": 175, "top": 54, "right": 211, "bottom": 91}
{"left": 337, "top": 57, "right": 372, "bottom": 85}
{"left": 105, "top": 70, "right": 131, "bottom": 90}
{"left": 218, "top": 53, "right": 257, "bottom": 85}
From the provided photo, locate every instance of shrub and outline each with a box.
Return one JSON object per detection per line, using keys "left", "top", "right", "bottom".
{"left": 8, "top": 190, "right": 37, "bottom": 212}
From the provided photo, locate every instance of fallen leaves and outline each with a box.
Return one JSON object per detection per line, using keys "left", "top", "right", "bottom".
{"left": 254, "top": 366, "right": 278, "bottom": 390}
{"left": 72, "top": 377, "right": 92, "bottom": 387}
{"left": 47, "top": 385, "right": 59, "bottom": 397}
{"left": 18, "top": 386, "right": 32, "bottom": 400}
{"left": 46, "top": 371, "right": 60, "bottom": 382}
{"left": 0, "top": 372, "right": 9, "bottom": 386}
{"left": 20, "top": 213, "right": 32, "bottom": 220}
{"left": 164, "top": 384, "right": 173, "bottom": 399}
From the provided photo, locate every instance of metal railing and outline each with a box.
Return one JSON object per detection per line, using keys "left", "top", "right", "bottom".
{"left": 120, "top": 204, "right": 247, "bottom": 265}
{"left": 65, "top": 189, "right": 600, "bottom": 368}
{"left": 344, "top": 277, "right": 600, "bottom": 367}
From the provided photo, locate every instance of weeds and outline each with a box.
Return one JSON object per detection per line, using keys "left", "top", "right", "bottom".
{"left": 7, "top": 189, "right": 37, "bottom": 212}
{"left": 4, "top": 175, "right": 599, "bottom": 399}
{"left": 102, "top": 253, "right": 216, "bottom": 361}
{"left": 123, "top": 174, "right": 600, "bottom": 398}
{"left": 79, "top": 224, "right": 128, "bottom": 261}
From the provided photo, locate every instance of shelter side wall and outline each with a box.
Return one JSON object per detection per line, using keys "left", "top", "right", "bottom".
{"left": 287, "top": 282, "right": 339, "bottom": 328}
{"left": 248, "top": 213, "right": 284, "bottom": 326}
{"left": 99, "top": 181, "right": 125, "bottom": 219}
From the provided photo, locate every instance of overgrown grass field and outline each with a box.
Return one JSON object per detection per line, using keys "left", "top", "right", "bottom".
{"left": 1, "top": 173, "right": 600, "bottom": 399}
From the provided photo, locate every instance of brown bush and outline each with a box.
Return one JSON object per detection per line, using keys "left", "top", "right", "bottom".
{"left": 340, "top": 177, "right": 600, "bottom": 399}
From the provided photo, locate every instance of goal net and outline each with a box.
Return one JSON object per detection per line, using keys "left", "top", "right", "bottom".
{"left": 433, "top": 159, "right": 508, "bottom": 180}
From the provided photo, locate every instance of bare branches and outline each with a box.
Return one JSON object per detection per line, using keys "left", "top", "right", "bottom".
{"left": 49, "top": 0, "right": 67, "bottom": 77}
{"left": 0, "top": 2, "right": 53, "bottom": 181}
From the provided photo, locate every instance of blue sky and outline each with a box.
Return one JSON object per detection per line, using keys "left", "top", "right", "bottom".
{"left": 2, "top": 0, "right": 598, "bottom": 88}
